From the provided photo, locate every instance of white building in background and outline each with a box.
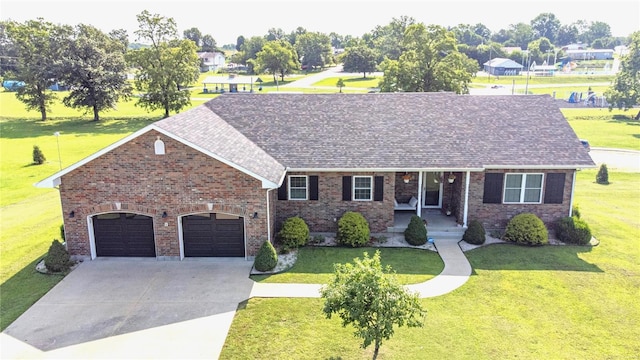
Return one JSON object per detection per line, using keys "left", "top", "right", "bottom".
{"left": 198, "top": 52, "right": 226, "bottom": 72}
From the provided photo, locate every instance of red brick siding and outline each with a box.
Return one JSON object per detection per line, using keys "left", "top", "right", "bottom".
{"left": 394, "top": 172, "right": 419, "bottom": 202}
{"left": 468, "top": 169, "right": 574, "bottom": 230}
{"left": 59, "top": 130, "right": 268, "bottom": 258}
{"left": 275, "top": 172, "right": 395, "bottom": 233}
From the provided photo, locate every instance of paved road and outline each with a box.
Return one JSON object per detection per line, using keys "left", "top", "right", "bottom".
{"left": 589, "top": 148, "right": 640, "bottom": 172}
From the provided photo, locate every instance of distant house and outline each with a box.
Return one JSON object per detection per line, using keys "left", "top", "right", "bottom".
{"left": 561, "top": 43, "right": 586, "bottom": 51}
{"left": 565, "top": 49, "right": 614, "bottom": 60}
{"left": 483, "top": 58, "right": 524, "bottom": 76}
{"left": 198, "top": 51, "right": 226, "bottom": 72}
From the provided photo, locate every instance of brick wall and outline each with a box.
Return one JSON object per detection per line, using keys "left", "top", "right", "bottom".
{"left": 394, "top": 172, "right": 419, "bottom": 202}
{"left": 467, "top": 169, "right": 574, "bottom": 231}
{"left": 59, "top": 130, "right": 269, "bottom": 258}
{"left": 275, "top": 172, "right": 395, "bottom": 234}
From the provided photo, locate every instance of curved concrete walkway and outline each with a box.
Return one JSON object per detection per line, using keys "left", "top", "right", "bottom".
{"left": 250, "top": 239, "right": 472, "bottom": 299}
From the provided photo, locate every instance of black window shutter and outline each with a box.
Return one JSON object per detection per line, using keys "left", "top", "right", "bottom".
{"left": 483, "top": 173, "right": 504, "bottom": 204}
{"left": 278, "top": 178, "right": 288, "bottom": 200}
{"left": 544, "top": 173, "right": 566, "bottom": 204}
{"left": 374, "top": 176, "right": 384, "bottom": 201}
{"left": 342, "top": 176, "right": 352, "bottom": 201}
{"left": 309, "top": 176, "right": 319, "bottom": 201}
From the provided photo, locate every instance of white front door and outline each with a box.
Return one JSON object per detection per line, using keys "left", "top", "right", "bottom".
{"left": 422, "top": 172, "right": 443, "bottom": 208}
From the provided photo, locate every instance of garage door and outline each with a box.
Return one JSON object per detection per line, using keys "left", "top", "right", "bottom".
{"left": 182, "top": 213, "right": 245, "bottom": 257}
{"left": 93, "top": 213, "right": 156, "bottom": 257}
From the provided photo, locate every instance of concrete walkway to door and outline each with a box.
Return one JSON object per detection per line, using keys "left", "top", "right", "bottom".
{"left": 250, "top": 238, "right": 472, "bottom": 298}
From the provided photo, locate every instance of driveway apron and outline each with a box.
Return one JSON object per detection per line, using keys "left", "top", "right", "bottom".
{"left": 1, "top": 258, "right": 254, "bottom": 359}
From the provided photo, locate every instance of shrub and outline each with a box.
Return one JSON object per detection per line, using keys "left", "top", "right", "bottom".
{"left": 555, "top": 216, "right": 592, "bottom": 245}
{"left": 310, "top": 234, "right": 325, "bottom": 244}
{"left": 277, "top": 216, "right": 309, "bottom": 250}
{"left": 572, "top": 205, "right": 581, "bottom": 219}
{"left": 32, "top": 145, "right": 46, "bottom": 165}
{"left": 254, "top": 241, "right": 278, "bottom": 272}
{"left": 44, "top": 239, "right": 72, "bottom": 273}
{"left": 503, "top": 213, "right": 549, "bottom": 246}
{"left": 463, "top": 220, "right": 486, "bottom": 245}
{"left": 336, "top": 211, "right": 370, "bottom": 247}
{"left": 596, "top": 164, "right": 609, "bottom": 184}
{"left": 60, "top": 224, "right": 66, "bottom": 241}
{"left": 404, "top": 215, "right": 427, "bottom": 245}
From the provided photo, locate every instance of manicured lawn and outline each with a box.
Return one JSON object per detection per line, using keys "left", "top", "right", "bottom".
{"left": 563, "top": 108, "right": 640, "bottom": 150}
{"left": 519, "top": 85, "right": 608, "bottom": 97}
{"left": 251, "top": 247, "right": 443, "bottom": 284}
{"left": 221, "top": 170, "right": 640, "bottom": 359}
{"left": 313, "top": 76, "right": 381, "bottom": 88}
{"left": 473, "top": 74, "right": 613, "bottom": 86}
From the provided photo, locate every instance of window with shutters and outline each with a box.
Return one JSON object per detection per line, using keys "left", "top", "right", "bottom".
{"left": 288, "top": 175, "right": 308, "bottom": 200}
{"left": 353, "top": 176, "right": 372, "bottom": 201}
{"left": 504, "top": 173, "right": 543, "bottom": 204}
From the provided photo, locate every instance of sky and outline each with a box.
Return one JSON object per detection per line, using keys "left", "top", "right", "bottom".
{"left": 1, "top": 0, "right": 639, "bottom": 46}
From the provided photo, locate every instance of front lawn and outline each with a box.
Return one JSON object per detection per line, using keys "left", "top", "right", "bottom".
{"left": 563, "top": 108, "right": 640, "bottom": 150}
{"left": 251, "top": 246, "right": 444, "bottom": 285}
{"left": 313, "top": 76, "right": 381, "bottom": 88}
{"left": 222, "top": 169, "right": 640, "bottom": 359}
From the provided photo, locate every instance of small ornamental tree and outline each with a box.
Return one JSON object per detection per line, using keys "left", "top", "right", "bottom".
{"left": 32, "top": 145, "right": 46, "bottom": 165}
{"left": 336, "top": 78, "right": 345, "bottom": 93}
{"left": 44, "top": 239, "right": 72, "bottom": 273}
{"left": 462, "top": 220, "right": 486, "bottom": 245}
{"left": 404, "top": 215, "right": 427, "bottom": 245}
{"left": 596, "top": 164, "right": 609, "bottom": 185}
{"left": 254, "top": 240, "right": 278, "bottom": 272}
{"left": 320, "top": 250, "right": 425, "bottom": 360}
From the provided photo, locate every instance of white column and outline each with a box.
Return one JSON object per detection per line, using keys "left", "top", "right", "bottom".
{"left": 569, "top": 170, "right": 576, "bottom": 217}
{"left": 463, "top": 171, "right": 470, "bottom": 228}
{"left": 417, "top": 171, "right": 423, "bottom": 217}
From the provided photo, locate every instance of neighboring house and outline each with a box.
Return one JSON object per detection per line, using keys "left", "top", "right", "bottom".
{"left": 561, "top": 43, "right": 586, "bottom": 51}
{"left": 36, "top": 93, "right": 595, "bottom": 260}
{"left": 198, "top": 51, "right": 226, "bottom": 72}
{"left": 565, "top": 49, "right": 615, "bottom": 60}
{"left": 483, "top": 58, "right": 524, "bottom": 76}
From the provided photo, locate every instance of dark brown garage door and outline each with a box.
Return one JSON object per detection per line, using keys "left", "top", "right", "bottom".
{"left": 182, "top": 213, "right": 244, "bottom": 257}
{"left": 93, "top": 213, "right": 156, "bottom": 257}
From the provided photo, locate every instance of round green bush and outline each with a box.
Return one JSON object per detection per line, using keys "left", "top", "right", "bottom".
{"left": 336, "top": 211, "right": 370, "bottom": 247}
{"left": 555, "top": 216, "right": 592, "bottom": 245}
{"left": 254, "top": 240, "right": 278, "bottom": 272}
{"left": 404, "top": 215, "right": 427, "bottom": 245}
{"left": 503, "top": 213, "right": 549, "bottom": 246}
{"left": 463, "top": 219, "right": 486, "bottom": 245}
{"left": 277, "top": 216, "right": 309, "bottom": 250}
{"left": 44, "top": 239, "right": 72, "bottom": 272}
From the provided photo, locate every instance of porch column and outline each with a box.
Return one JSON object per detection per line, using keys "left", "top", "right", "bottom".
{"left": 463, "top": 171, "right": 470, "bottom": 227}
{"left": 417, "top": 171, "right": 423, "bottom": 217}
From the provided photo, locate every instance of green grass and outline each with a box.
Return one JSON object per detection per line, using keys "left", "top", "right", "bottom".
{"left": 251, "top": 247, "right": 443, "bottom": 284}
{"left": 563, "top": 108, "right": 640, "bottom": 150}
{"left": 313, "top": 76, "right": 381, "bottom": 88}
{"left": 472, "top": 74, "right": 613, "bottom": 86}
{"left": 222, "top": 170, "right": 640, "bottom": 359}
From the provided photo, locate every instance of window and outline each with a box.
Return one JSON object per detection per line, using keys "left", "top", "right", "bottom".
{"left": 288, "top": 176, "right": 308, "bottom": 200}
{"left": 504, "top": 173, "right": 543, "bottom": 203}
{"left": 353, "top": 176, "right": 372, "bottom": 201}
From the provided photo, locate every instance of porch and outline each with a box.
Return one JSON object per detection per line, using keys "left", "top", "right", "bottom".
{"left": 387, "top": 209, "right": 465, "bottom": 238}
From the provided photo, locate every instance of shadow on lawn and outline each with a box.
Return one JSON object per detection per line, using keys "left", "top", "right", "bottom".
{"left": 467, "top": 243, "right": 603, "bottom": 273}
{"left": 0, "top": 116, "right": 162, "bottom": 140}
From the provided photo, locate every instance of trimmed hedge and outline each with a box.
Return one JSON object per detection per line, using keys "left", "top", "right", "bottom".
{"left": 336, "top": 211, "right": 370, "bottom": 247}
{"left": 44, "top": 239, "right": 72, "bottom": 273}
{"left": 555, "top": 216, "right": 592, "bottom": 245}
{"left": 463, "top": 220, "right": 486, "bottom": 245}
{"left": 254, "top": 241, "right": 278, "bottom": 272}
{"left": 503, "top": 213, "right": 549, "bottom": 246}
{"left": 278, "top": 216, "right": 309, "bottom": 250}
{"left": 404, "top": 215, "right": 427, "bottom": 245}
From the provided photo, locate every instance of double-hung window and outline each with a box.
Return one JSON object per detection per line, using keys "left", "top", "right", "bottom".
{"left": 504, "top": 173, "right": 543, "bottom": 203}
{"left": 288, "top": 175, "right": 308, "bottom": 200}
{"left": 353, "top": 176, "right": 373, "bottom": 201}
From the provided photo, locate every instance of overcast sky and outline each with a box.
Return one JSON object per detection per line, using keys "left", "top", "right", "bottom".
{"left": 1, "top": 0, "right": 638, "bottom": 45}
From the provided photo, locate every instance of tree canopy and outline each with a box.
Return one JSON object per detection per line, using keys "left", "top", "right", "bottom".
{"left": 341, "top": 45, "right": 377, "bottom": 78}
{"left": 252, "top": 40, "right": 299, "bottom": 82}
{"left": 605, "top": 31, "right": 640, "bottom": 120}
{"left": 295, "top": 31, "right": 332, "bottom": 70}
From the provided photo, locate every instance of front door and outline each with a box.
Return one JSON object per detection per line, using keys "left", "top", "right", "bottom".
{"left": 422, "top": 172, "right": 443, "bottom": 208}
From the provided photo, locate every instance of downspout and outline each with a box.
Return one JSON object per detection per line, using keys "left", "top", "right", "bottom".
{"left": 266, "top": 188, "right": 275, "bottom": 243}
{"left": 463, "top": 171, "right": 470, "bottom": 228}
{"left": 417, "top": 171, "right": 423, "bottom": 217}
{"left": 569, "top": 170, "right": 577, "bottom": 217}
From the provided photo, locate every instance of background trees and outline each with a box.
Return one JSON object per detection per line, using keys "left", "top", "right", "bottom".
{"left": 341, "top": 45, "right": 377, "bottom": 78}
{"left": 252, "top": 40, "right": 299, "bottom": 82}
{"left": 605, "top": 31, "right": 640, "bottom": 120}
{"left": 295, "top": 32, "right": 332, "bottom": 70}
{"left": 126, "top": 10, "right": 200, "bottom": 118}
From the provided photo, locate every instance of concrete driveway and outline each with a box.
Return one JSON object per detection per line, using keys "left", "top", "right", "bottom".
{"left": 1, "top": 258, "right": 254, "bottom": 359}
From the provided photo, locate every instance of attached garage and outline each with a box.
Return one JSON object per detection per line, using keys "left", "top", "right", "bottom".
{"left": 182, "top": 213, "right": 245, "bottom": 257}
{"left": 93, "top": 213, "right": 156, "bottom": 257}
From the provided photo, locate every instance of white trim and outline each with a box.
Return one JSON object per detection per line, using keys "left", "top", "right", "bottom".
{"left": 288, "top": 175, "right": 308, "bottom": 200}
{"left": 178, "top": 215, "right": 185, "bottom": 260}
{"left": 484, "top": 165, "right": 596, "bottom": 170}
{"left": 416, "top": 172, "right": 423, "bottom": 217}
{"left": 34, "top": 125, "right": 282, "bottom": 189}
{"left": 288, "top": 167, "right": 484, "bottom": 172}
{"left": 266, "top": 188, "right": 274, "bottom": 243}
{"left": 352, "top": 175, "right": 373, "bottom": 201}
{"left": 87, "top": 216, "right": 96, "bottom": 260}
{"left": 421, "top": 171, "right": 443, "bottom": 208}
{"left": 463, "top": 171, "right": 470, "bottom": 227}
{"left": 569, "top": 170, "right": 577, "bottom": 217}
{"left": 503, "top": 173, "right": 544, "bottom": 204}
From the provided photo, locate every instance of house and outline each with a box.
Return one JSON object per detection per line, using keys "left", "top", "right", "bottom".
{"left": 483, "top": 58, "right": 524, "bottom": 76}
{"left": 36, "top": 93, "right": 595, "bottom": 260}
{"left": 564, "top": 49, "right": 614, "bottom": 61}
{"left": 197, "top": 51, "right": 226, "bottom": 72}
{"left": 202, "top": 74, "right": 258, "bottom": 93}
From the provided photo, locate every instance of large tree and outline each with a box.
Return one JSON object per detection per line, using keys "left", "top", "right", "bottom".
{"left": 183, "top": 27, "right": 202, "bottom": 47}
{"left": 201, "top": 34, "right": 217, "bottom": 52}
{"left": 530, "top": 12, "right": 560, "bottom": 44}
{"left": 5, "top": 18, "right": 70, "bottom": 121}
{"left": 126, "top": 10, "right": 200, "bottom": 118}
{"left": 231, "top": 35, "right": 265, "bottom": 73}
{"left": 370, "top": 16, "right": 415, "bottom": 62}
{"left": 379, "top": 24, "right": 478, "bottom": 94}
{"left": 341, "top": 45, "right": 377, "bottom": 78}
{"left": 59, "top": 24, "right": 131, "bottom": 121}
{"left": 295, "top": 31, "right": 332, "bottom": 70}
{"left": 605, "top": 31, "right": 640, "bottom": 120}
{"left": 321, "top": 251, "right": 425, "bottom": 360}
{"left": 252, "top": 40, "right": 299, "bottom": 82}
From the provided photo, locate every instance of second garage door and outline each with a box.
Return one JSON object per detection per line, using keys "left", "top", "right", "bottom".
{"left": 182, "top": 213, "right": 245, "bottom": 257}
